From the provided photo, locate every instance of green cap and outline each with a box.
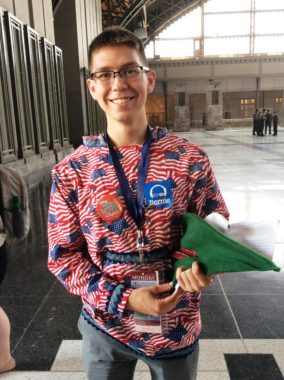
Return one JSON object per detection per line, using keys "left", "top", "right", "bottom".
{"left": 173, "top": 213, "right": 280, "bottom": 286}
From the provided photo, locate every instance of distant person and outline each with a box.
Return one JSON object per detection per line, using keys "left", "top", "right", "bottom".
{"left": 259, "top": 109, "right": 266, "bottom": 136}
{"left": 273, "top": 111, "right": 278, "bottom": 136}
{"left": 202, "top": 112, "right": 207, "bottom": 127}
{"left": 256, "top": 111, "right": 262, "bottom": 136}
{"left": 265, "top": 110, "right": 272, "bottom": 135}
{"left": 252, "top": 109, "right": 258, "bottom": 135}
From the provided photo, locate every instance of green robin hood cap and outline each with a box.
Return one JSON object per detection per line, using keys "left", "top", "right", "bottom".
{"left": 173, "top": 213, "right": 280, "bottom": 285}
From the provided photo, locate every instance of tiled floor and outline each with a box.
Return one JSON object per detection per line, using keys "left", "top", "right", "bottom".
{"left": 1, "top": 127, "right": 284, "bottom": 380}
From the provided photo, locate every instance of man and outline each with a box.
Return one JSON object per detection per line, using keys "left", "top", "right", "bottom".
{"left": 252, "top": 109, "right": 258, "bottom": 135}
{"left": 273, "top": 111, "right": 279, "bottom": 136}
{"left": 48, "top": 28, "right": 229, "bottom": 380}
{"left": 265, "top": 109, "right": 272, "bottom": 135}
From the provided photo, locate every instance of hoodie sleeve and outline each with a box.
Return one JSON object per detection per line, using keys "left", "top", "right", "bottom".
{"left": 187, "top": 148, "right": 229, "bottom": 220}
{"left": 47, "top": 167, "right": 133, "bottom": 318}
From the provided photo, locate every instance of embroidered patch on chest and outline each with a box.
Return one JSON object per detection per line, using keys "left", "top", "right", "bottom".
{"left": 144, "top": 180, "right": 173, "bottom": 209}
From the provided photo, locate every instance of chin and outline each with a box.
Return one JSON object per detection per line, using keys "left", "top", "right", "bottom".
{"left": 111, "top": 112, "right": 135, "bottom": 123}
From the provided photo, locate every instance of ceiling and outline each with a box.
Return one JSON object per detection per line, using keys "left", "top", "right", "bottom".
{"left": 53, "top": 0, "right": 203, "bottom": 44}
{"left": 101, "top": 0, "right": 202, "bottom": 44}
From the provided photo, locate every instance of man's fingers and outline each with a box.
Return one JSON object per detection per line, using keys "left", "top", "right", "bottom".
{"left": 192, "top": 261, "right": 200, "bottom": 275}
{"left": 183, "top": 269, "right": 201, "bottom": 290}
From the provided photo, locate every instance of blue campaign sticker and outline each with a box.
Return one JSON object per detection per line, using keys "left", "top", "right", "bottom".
{"left": 144, "top": 180, "right": 173, "bottom": 209}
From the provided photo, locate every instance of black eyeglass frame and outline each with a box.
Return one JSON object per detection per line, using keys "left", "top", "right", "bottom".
{"left": 89, "top": 65, "right": 150, "bottom": 80}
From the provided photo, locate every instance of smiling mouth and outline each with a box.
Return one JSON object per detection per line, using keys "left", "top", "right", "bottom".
{"left": 110, "top": 97, "right": 134, "bottom": 105}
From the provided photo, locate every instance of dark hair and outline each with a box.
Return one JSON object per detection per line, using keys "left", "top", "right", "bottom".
{"left": 88, "top": 27, "right": 147, "bottom": 69}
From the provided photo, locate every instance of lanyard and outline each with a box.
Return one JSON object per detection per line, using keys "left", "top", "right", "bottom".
{"left": 105, "top": 129, "right": 152, "bottom": 261}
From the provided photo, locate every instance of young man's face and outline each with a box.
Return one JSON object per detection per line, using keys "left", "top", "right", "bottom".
{"left": 87, "top": 45, "right": 156, "bottom": 126}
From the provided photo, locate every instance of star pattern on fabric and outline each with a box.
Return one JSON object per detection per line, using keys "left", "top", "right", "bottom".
{"left": 166, "top": 324, "right": 187, "bottom": 343}
{"left": 87, "top": 275, "right": 101, "bottom": 292}
{"left": 129, "top": 339, "right": 145, "bottom": 350}
{"left": 50, "top": 244, "right": 68, "bottom": 261}
{"left": 189, "top": 162, "right": 203, "bottom": 173}
{"left": 48, "top": 212, "right": 58, "bottom": 224}
{"left": 103, "top": 218, "right": 129, "bottom": 235}
{"left": 51, "top": 174, "right": 61, "bottom": 193}
{"left": 195, "top": 177, "right": 207, "bottom": 189}
{"left": 164, "top": 151, "right": 180, "bottom": 161}
{"left": 104, "top": 318, "right": 122, "bottom": 330}
{"left": 68, "top": 160, "right": 82, "bottom": 170}
{"left": 66, "top": 229, "right": 81, "bottom": 243}
{"left": 91, "top": 168, "right": 107, "bottom": 180}
{"left": 57, "top": 268, "right": 70, "bottom": 281}
{"left": 96, "top": 237, "right": 113, "bottom": 248}
{"left": 68, "top": 189, "right": 79, "bottom": 203}
{"left": 202, "top": 198, "right": 220, "bottom": 214}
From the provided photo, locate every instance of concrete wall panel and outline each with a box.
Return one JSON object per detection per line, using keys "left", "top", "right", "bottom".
{"left": 153, "top": 67, "right": 165, "bottom": 79}
{"left": 43, "top": 0, "right": 54, "bottom": 42}
{"left": 14, "top": 0, "right": 30, "bottom": 24}
{"left": 167, "top": 64, "right": 211, "bottom": 79}
{"left": 187, "top": 80, "right": 209, "bottom": 93}
{"left": 260, "top": 76, "right": 284, "bottom": 90}
{"left": 262, "top": 62, "right": 284, "bottom": 75}
{"left": 29, "top": 0, "right": 45, "bottom": 36}
{"left": 214, "top": 63, "right": 259, "bottom": 77}
{"left": 221, "top": 77, "right": 256, "bottom": 92}
{"left": 0, "top": 0, "right": 14, "bottom": 13}
{"left": 153, "top": 81, "right": 164, "bottom": 94}
{"left": 95, "top": 0, "right": 102, "bottom": 36}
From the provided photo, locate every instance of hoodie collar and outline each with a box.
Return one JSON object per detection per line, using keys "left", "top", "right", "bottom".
{"left": 83, "top": 126, "right": 168, "bottom": 148}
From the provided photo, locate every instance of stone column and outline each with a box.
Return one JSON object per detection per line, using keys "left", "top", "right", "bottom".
{"left": 205, "top": 83, "right": 224, "bottom": 130}
{"left": 174, "top": 84, "right": 190, "bottom": 132}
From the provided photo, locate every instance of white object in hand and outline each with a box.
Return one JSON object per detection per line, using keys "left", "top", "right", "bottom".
{"left": 204, "top": 212, "right": 229, "bottom": 233}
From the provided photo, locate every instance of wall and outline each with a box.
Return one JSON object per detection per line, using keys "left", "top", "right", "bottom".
{"left": 189, "top": 93, "right": 206, "bottom": 127}
{"left": 0, "top": 0, "right": 72, "bottom": 187}
{"left": 0, "top": 0, "right": 54, "bottom": 42}
{"left": 146, "top": 94, "right": 165, "bottom": 126}
{"left": 54, "top": 0, "right": 104, "bottom": 147}
{"left": 150, "top": 56, "right": 284, "bottom": 127}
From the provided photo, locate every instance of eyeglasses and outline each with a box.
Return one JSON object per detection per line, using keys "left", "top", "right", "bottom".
{"left": 90, "top": 65, "right": 150, "bottom": 83}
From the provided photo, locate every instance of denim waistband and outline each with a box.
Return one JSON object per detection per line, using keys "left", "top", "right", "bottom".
{"left": 104, "top": 247, "right": 171, "bottom": 264}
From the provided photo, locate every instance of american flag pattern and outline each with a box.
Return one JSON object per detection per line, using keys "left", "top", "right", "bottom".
{"left": 48, "top": 127, "right": 229, "bottom": 359}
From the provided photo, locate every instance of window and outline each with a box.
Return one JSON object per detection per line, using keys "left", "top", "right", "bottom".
{"left": 6, "top": 12, "right": 35, "bottom": 157}
{"left": 0, "top": 9, "right": 17, "bottom": 162}
{"left": 54, "top": 46, "right": 69, "bottom": 145}
{"left": 240, "top": 98, "right": 255, "bottom": 118}
{"left": 146, "top": 0, "right": 284, "bottom": 58}
{"left": 212, "top": 91, "right": 219, "bottom": 105}
{"left": 25, "top": 26, "right": 49, "bottom": 153}
{"left": 240, "top": 99, "right": 255, "bottom": 105}
{"left": 42, "top": 38, "right": 61, "bottom": 149}
{"left": 178, "top": 92, "right": 186, "bottom": 106}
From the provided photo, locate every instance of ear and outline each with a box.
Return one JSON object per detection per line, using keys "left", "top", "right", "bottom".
{"left": 86, "top": 78, "right": 98, "bottom": 101}
{"left": 147, "top": 70, "right": 156, "bottom": 95}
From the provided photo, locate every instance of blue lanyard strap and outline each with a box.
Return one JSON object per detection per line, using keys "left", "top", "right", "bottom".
{"left": 105, "top": 129, "right": 152, "bottom": 231}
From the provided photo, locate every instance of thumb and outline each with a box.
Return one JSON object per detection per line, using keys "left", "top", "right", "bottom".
{"left": 153, "top": 282, "right": 173, "bottom": 294}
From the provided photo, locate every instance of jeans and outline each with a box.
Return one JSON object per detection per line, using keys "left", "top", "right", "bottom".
{"left": 78, "top": 314, "right": 199, "bottom": 380}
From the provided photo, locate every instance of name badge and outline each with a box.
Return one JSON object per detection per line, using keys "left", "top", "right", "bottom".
{"left": 144, "top": 180, "right": 173, "bottom": 209}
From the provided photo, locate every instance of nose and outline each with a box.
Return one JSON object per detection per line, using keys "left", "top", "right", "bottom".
{"left": 113, "top": 71, "right": 122, "bottom": 79}
{"left": 111, "top": 72, "right": 128, "bottom": 90}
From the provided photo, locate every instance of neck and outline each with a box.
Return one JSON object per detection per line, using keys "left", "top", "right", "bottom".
{"left": 106, "top": 122, "right": 148, "bottom": 147}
